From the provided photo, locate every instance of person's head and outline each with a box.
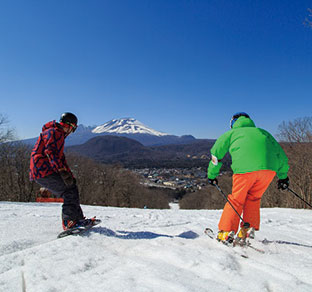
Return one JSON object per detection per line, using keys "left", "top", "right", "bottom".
{"left": 59, "top": 112, "right": 78, "bottom": 136}
{"left": 230, "top": 112, "right": 250, "bottom": 129}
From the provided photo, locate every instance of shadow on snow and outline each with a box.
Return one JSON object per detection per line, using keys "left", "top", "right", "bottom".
{"left": 89, "top": 227, "right": 199, "bottom": 240}
{"left": 87, "top": 227, "right": 312, "bottom": 248}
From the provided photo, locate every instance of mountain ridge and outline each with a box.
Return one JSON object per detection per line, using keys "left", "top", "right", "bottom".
{"left": 68, "top": 135, "right": 216, "bottom": 168}
{"left": 20, "top": 117, "right": 197, "bottom": 147}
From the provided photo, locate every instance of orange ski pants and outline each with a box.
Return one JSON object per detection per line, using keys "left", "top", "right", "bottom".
{"left": 218, "top": 170, "right": 276, "bottom": 233}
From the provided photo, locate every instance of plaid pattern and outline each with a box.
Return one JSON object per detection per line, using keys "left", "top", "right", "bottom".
{"left": 29, "top": 121, "right": 72, "bottom": 180}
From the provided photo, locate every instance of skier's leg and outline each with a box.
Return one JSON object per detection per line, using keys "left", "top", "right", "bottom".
{"left": 218, "top": 172, "right": 255, "bottom": 233}
{"left": 242, "top": 170, "right": 276, "bottom": 230}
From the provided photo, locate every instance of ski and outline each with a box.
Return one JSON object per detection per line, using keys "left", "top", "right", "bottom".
{"left": 233, "top": 239, "right": 265, "bottom": 254}
{"left": 204, "top": 228, "right": 248, "bottom": 258}
{"left": 204, "top": 228, "right": 265, "bottom": 255}
{"left": 204, "top": 227, "right": 215, "bottom": 239}
{"left": 57, "top": 218, "right": 101, "bottom": 238}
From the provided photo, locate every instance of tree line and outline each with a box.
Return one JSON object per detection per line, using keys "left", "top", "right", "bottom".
{"left": 0, "top": 114, "right": 169, "bottom": 208}
{"left": 0, "top": 114, "right": 311, "bottom": 210}
{"left": 0, "top": 143, "right": 169, "bottom": 209}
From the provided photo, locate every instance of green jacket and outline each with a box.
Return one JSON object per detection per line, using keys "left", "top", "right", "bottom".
{"left": 207, "top": 116, "right": 289, "bottom": 179}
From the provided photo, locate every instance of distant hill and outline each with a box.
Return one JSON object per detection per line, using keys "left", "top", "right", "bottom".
{"left": 68, "top": 135, "right": 150, "bottom": 161}
{"left": 67, "top": 135, "right": 216, "bottom": 168}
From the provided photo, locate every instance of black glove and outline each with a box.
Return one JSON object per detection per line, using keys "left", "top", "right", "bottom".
{"left": 59, "top": 170, "right": 75, "bottom": 187}
{"left": 208, "top": 178, "right": 218, "bottom": 186}
{"left": 277, "top": 177, "right": 289, "bottom": 190}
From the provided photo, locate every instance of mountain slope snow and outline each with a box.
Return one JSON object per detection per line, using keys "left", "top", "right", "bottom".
{"left": 1, "top": 202, "right": 312, "bottom": 291}
{"left": 92, "top": 118, "right": 169, "bottom": 136}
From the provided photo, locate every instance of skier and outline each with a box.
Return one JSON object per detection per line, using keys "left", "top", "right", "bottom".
{"left": 29, "top": 112, "right": 95, "bottom": 230}
{"left": 207, "top": 112, "right": 289, "bottom": 243}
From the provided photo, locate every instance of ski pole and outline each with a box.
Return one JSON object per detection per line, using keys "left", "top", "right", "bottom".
{"left": 286, "top": 187, "right": 312, "bottom": 209}
{"left": 214, "top": 184, "right": 250, "bottom": 229}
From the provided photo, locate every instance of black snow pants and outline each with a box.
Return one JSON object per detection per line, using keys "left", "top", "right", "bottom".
{"left": 36, "top": 173, "right": 84, "bottom": 221}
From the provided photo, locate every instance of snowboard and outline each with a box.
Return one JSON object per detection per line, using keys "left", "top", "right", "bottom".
{"left": 57, "top": 218, "right": 101, "bottom": 238}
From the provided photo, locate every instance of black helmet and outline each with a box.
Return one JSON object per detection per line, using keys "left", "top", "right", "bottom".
{"left": 230, "top": 112, "right": 250, "bottom": 128}
{"left": 59, "top": 112, "right": 78, "bottom": 132}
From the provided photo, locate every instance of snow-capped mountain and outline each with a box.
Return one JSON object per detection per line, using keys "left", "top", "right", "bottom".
{"left": 21, "top": 117, "right": 196, "bottom": 147}
{"left": 92, "top": 118, "right": 169, "bottom": 136}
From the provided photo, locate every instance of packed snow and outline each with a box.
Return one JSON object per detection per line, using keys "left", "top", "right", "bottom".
{"left": 92, "top": 118, "right": 169, "bottom": 136}
{"left": 1, "top": 202, "right": 312, "bottom": 292}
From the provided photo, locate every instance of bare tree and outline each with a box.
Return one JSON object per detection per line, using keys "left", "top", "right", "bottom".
{"left": 180, "top": 174, "right": 232, "bottom": 210}
{"left": 0, "top": 147, "right": 169, "bottom": 208}
{"left": 275, "top": 117, "right": 312, "bottom": 209}
{"left": 0, "top": 113, "right": 14, "bottom": 143}
{"left": 277, "top": 117, "right": 312, "bottom": 142}
{"left": 0, "top": 142, "right": 38, "bottom": 201}
{"left": 66, "top": 153, "right": 170, "bottom": 209}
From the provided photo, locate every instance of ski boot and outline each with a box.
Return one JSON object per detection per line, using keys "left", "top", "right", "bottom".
{"left": 235, "top": 227, "right": 255, "bottom": 246}
{"left": 217, "top": 230, "right": 235, "bottom": 244}
{"left": 62, "top": 219, "right": 78, "bottom": 230}
{"left": 62, "top": 217, "right": 99, "bottom": 230}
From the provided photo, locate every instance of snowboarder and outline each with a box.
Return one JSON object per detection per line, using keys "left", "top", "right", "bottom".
{"left": 207, "top": 112, "right": 289, "bottom": 243}
{"left": 29, "top": 112, "right": 95, "bottom": 230}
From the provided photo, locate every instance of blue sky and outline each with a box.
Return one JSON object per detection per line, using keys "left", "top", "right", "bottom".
{"left": 1, "top": 0, "right": 311, "bottom": 139}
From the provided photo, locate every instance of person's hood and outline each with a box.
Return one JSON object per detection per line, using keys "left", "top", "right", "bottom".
{"left": 42, "top": 120, "right": 63, "bottom": 132}
{"left": 232, "top": 116, "right": 256, "bottom": 129}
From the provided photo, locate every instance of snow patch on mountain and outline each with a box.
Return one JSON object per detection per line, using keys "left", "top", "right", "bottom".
{"left": 92, "top": 118, "right": 169, "bottom": 136}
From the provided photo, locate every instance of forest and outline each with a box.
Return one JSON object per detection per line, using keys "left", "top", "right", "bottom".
{"left": 0, "top": 114, "right": 311, "bottom": 210}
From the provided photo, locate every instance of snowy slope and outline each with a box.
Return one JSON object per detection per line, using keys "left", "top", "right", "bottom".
{"left": 1, "top": 202, "right": 312, "bottom": 292}
{"left": 92, "top": 118, "right": 169, "bottom": 136}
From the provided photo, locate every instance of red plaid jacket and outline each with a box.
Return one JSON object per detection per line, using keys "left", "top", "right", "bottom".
{"left": 29, "top": 121, "right": 72, "bottom": 180}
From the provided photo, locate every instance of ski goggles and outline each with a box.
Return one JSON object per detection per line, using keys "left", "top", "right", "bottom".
{"left": 65, "top": 122, "right": 78, "bottom": 132}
